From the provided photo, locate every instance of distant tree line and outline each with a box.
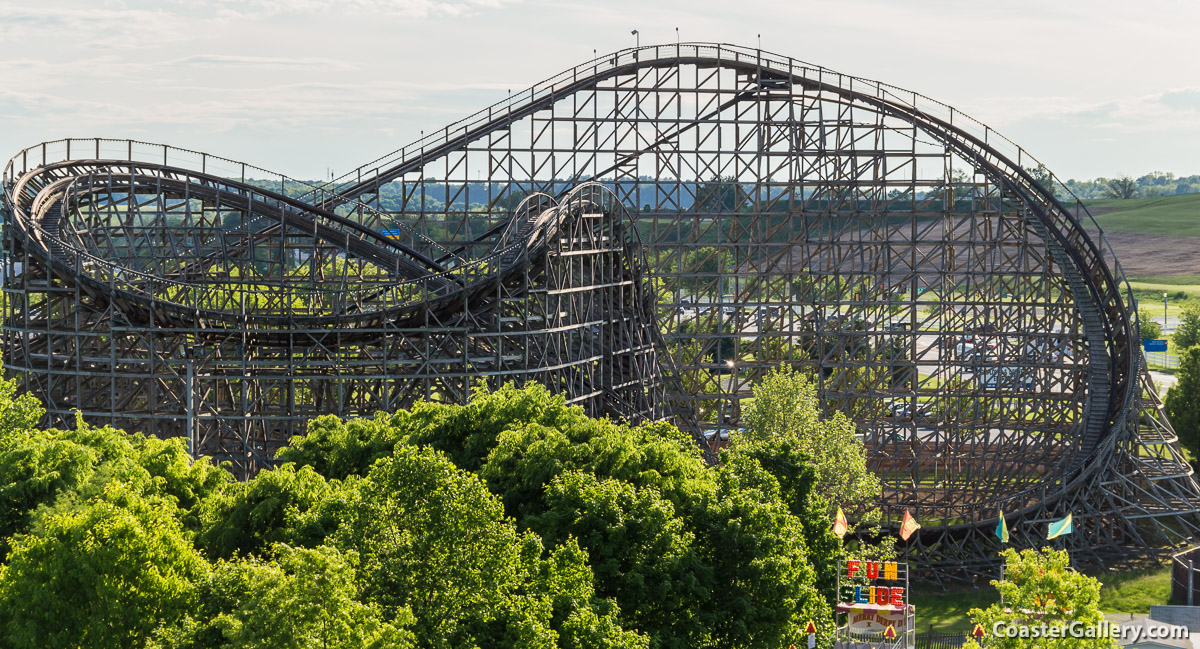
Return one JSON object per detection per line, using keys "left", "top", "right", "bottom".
{"left": 1063, "top": 171, "right": 1200, "bottom": 201}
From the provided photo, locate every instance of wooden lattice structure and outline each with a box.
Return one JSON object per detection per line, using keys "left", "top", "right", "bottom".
{"left": 2, "top": 169, "right": 671, "bottom": 473}
{"left": 4, "top": 43, "right": 1199, "bottom": 580}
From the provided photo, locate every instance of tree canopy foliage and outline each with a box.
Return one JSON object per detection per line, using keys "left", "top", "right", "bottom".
{"left": 1166, "top": 346, "right": 1200, "bottom": 462}
{"left": 0, "top": 377, "right": 845, "bottom": 649}
{"left": 1138, "top": 309, "right": 1163, "bottom": 341}
{"left": 738, "top": 365, "right": 880, "bottom": 515}
{"left": 1063, "top": 171, "right": 1200, "bottom": 200}
{"left": 734, "top": 365, "right": 888, "bottom": 584}
{"left": 963, "top": 548, "right": 1114, "bottom": 649}
{"left": 1175, "top": 304, "right": 1200, "bottom": 351}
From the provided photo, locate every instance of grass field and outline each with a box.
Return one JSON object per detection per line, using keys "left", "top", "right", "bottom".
{"left": 1128, "top": 275, "right": 1200, "bottom": 317}
{"left": 910, "top": 566, "right": 1172, "bottom": 631}
{"left": 1129, "top": 279, "right": 1200, "bottom": 301}
{"left": 1088, "top": 193, "right": 1200, "bottom": 238}
{"left": 1097, "top": 567, "right": 1173, "bottom": 614}
{"left": 1129, "top": 274, "right": 1200, "bottom": 287}
{"left": 909, "top": 587, "right": 996, "bottom": 631}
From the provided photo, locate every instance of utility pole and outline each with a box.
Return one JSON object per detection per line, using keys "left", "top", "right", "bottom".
{"left": 185, "top": 349, "right": 195, "bottom": 459}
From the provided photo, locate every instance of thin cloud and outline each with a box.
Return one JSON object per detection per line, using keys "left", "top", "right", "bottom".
{"left": 1159, "top": 88, "right": 1200, "bottom": 113}
{"left": 164, "top": 54, "right": 359, "bottom": 71}
{"left": 195, "top": 0, "right": 517, "bottom": 19}
{"left": 0, "top": 5, "right": 182, "bottom": 49}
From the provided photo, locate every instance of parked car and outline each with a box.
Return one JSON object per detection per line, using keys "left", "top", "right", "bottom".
{"left": 978, "top": 367, "right": 1035, "bottom": 390}
{"left": 887, "top": 400, "right": 931, "bottom": 420}
{"left": 962, "top": 347, "right": 995, "bottom": 374}
{"left": 1022, "top": 340, "right": 1069, "bottom": 362}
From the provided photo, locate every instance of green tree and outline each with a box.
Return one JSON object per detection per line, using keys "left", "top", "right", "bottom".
{"left": 279, "top": 383, "right": 596, "bottom": 478}
{"left": 477, "top": 416, "right": 705, "bottom": 520}
{"left": 739, "top": 365, "right": 880, "bottom": 513}
{"left": 963, "top": 548, "right": 1115, "bottom": 649}
{"left": 1104, "top": 176, "right": 1138, "bottom": 199}
{"left": 1175, "top": 304, "right": 1200, "bottom": 350}
{"left": 526, "top": 470, "right": 704, "bottom": 644}
{"left": 151, "top": 544, "right": 411, "bottom": 649}
{"left": 474, "top": 390, "right": 836, "bottom": 647}
{"left": 0, "top": 373, "right": 44, "bottom": 439}
{"left": 196, "top": 463, "right": 346, "bottom": 560}
{"left": 336, "top": 443, "right": 643, "bottom": 649}
{"left": 1139, "top": 309, "right": 1163, "bottom": 341}
{"left": 726, "top": 436, "right": 842, "bottom": 604}
{"left": 1025, "top": 163, "right": 1055, "bottom": 197}
{"left": 284, "top": 383, "right": 837, "bottom": 648}
{"left": 0, "top": 481, "right": 208, "bottom": 649}
{"left": 695, "top": 176, "right": 748, "bottom": 212}
{"left": 688, "top": 453, "right": 834, "bottom": 647}
{"left": 0, "top": 428, "right": 98, "bottom": 559}
{"left": 1165, "top": 346, "right": 1200, "bottom": 460}
{"left": 0, "top": 419, "right": 226, "bottom": 559}
{"left": 56, "top": 420, "right": 229, "bottom": 531}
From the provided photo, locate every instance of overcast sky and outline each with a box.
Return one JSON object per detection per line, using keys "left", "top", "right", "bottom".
{"left": 2, "top": 0, "right": 1196, "bottom": 181}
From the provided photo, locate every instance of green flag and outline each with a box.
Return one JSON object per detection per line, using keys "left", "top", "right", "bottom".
{"left": 1047, "top": 513, "right": 1074, "bottom": 540}
{"left": 995, "top": 510, "right": 1009, "bottom": 543}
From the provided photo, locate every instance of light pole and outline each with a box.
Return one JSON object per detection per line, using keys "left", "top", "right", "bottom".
{"left": 631, "top": 29, "right": 639, "bottom": 49}
{"left": 723, "top": 359, "right": 735, "bottom": 424}
{"left": 1165, "top": 292, "right": 1169, "bottom": 332}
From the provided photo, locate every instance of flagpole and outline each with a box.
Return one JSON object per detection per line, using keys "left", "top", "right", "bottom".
{"left": 999, "top": 562, "right": 1005, "bottom": 608}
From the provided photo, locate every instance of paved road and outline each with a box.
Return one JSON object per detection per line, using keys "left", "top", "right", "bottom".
{"left": 1149, "top": 369, "right": 1179, "bottom": 391}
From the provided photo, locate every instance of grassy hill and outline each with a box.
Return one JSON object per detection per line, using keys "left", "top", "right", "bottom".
{"left": 1084, "top": 193, "right": 1200, "bottom": 238}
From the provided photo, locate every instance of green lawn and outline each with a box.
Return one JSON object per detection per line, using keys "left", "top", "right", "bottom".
{"left": 1130, "top": 274, "right": 1200, "bottom": 287}
{"left": 910, "top": 566, "right": 1172, "bottom": 631}
{"left": 1088, "top": 193, "right": 1200, "bottom": 238}
{"left": 1129, "top": 279, "right": 1200, "bottom": 308}
{"left": 910, "top": 587, "right": 997, "bottom": 631}
{"left": 1096, "top": 567, "right": 1172, "bottom": 613}
{"left": 1129, "top": 278, "right": 1200, "bottom": 319}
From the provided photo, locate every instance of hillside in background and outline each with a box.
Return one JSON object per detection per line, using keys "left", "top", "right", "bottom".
{"left": 1088, "top": 192, "right": 1200, "bottom": 238}
{"left": 1075, "top": 192, "right": 1200, "bottom": 280}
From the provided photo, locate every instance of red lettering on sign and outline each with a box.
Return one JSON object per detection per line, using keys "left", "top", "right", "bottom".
{"left": 866, "top": 561, "right": 880, "bottom": 579}
{"left": 847, "top": 560, "right": 861, "bottom": 578}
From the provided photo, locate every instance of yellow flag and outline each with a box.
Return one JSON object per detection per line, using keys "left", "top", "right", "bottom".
{"left": 833, "top": 507, "right": 849, "bottom": 539}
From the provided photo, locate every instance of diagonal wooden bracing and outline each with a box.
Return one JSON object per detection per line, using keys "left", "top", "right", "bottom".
{"left": 4, "top": 172, "right": 671, "bottom": 475}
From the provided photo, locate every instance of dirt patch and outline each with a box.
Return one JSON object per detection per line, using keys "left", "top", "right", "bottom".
{"left": 1081, "top": 205, "right": 1119, "bottom": 217}
{"left": 1085, "top": 229, "right": 1200, "bottom": 276}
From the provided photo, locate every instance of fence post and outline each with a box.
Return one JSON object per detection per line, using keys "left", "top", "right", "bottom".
{"left": 1189, "top": 560, "right": 1194, "bottom": 606}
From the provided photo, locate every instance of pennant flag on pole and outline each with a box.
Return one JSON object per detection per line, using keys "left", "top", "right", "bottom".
{"left": 833, "top": 507, "right": 849, "bottom": 539}
{"left": 1047, "top": 513, "right": 1074, "bottom": 540}
{"left": 899, "top": 509, "right": 921, "bottom": 541}
{"left": 995, "top": 510, "right": 1009, "bottom": 543}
